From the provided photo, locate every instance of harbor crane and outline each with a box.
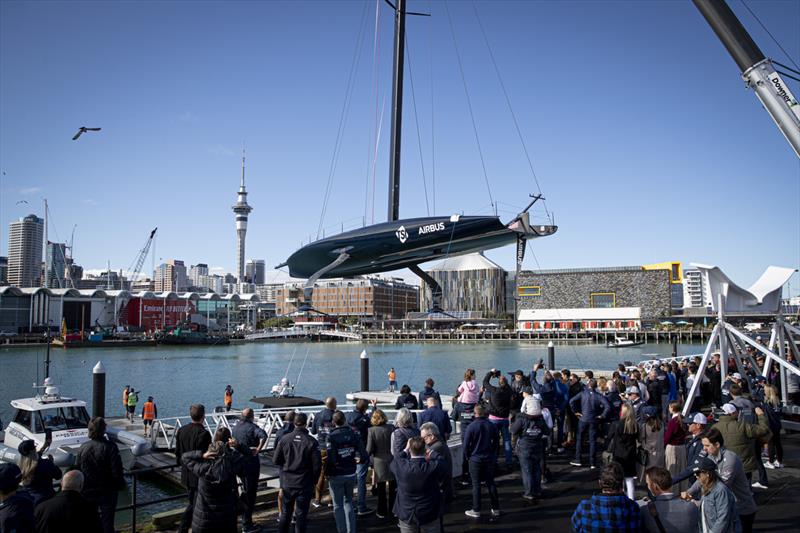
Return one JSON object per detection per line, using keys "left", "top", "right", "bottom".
{"left": 124, "top": 228, "right": 158, "bottom": 290}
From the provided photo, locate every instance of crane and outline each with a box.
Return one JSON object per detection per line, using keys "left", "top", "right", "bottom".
{"left": 124, "top": 228, "right": 158, "bottom": 289}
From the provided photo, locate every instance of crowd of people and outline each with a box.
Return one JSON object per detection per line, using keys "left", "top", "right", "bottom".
{"left": 1, "top": 344, "right": 795, "bottom": 533}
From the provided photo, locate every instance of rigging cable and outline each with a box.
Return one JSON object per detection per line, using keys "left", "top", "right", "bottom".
{"left": 442, "top": 0, "right": 494, "bottom": 211}
{"left": 294, "top": 345, "right": 312, "bottom": 387}
{"left": 471, "top": 0, "right": 552, "bottom": 222}
{"left": 367, "top": 0, "right": 383, "bottom": 225}
{"left": 317, "top": 1, "right": 371, "bottom": 239}
{"left": 405, "top": 39, "right": 431, "bottom": 216}
{"left": 429, "top": 0, "right": 436, "bottom": 214}
{"left": 283, "top": 344, "right": 299, "bottom": 380}
{"left": 740, "top": 0, "right": 799, "bottom": 70}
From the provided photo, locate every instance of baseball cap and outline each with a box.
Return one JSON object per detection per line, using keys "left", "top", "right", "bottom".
{"left": 721, "top": 403, "right": 737, "bottom": 415}
{"left": 692, "top": 457, "right": 717, "bottom": 474}
{"left": 732, "top": 373, "right": 742, "bottom": 380}
{"left": 0, "top": 463, "right": 22, "bottom": 492}
{"left": 691, "top": 413, "right": 708, "bottom": 425}
{"left": 643, "top": 406, "right": 658, "bottom": 419}
{"left": 524, "top": 396, "right": 542, "bottom": 416}
{"left": 17, "top": 439, "right": 35, "bottom": 457}
{"left": 625, "top": 386, "right": 640, "bottom": 395}
{"left": 511, "top": 369, "right": 524, "bottom": 377}
{"left": 754, "top": 376, "right": 766, "bottom": 383}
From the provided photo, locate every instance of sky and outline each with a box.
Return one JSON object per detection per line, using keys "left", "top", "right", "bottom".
{"left": 1, "top": 0, "right": 799, "bottom": 294}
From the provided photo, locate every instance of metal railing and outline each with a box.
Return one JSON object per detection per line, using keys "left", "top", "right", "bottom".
{"left": 150, "top": 404, "right": 457, "bottom": 452}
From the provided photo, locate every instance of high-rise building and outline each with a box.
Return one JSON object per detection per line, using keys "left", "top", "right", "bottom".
{"left": 232, "top": 151, "right": 253, "bottom": 283}
{"left": 245, "top": 259, "right": 265, "bottom": 285}
{"left": 0, "top": 256, "right": 7, "bottom": 285}
{"left": 189, "top": 263, "right": 209, "bottom": 286}
{"left": 7, "top": 214, "right": 44, "bottom": 287}
{"left": 45, "top": 242, "right": 67, "bottom": 288}
{"left": 683, "top": 269, "right": 710, "bottom": 308}
{"left": 154, "top": 259, "right": 188, "bottom": 292}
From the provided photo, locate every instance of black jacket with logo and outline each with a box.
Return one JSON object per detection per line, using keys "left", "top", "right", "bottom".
{"left": 326, "top": 426, "right": 366, "bottom": 477}
{"left": 273, "top": 427, "right": 322, "bottom": 491}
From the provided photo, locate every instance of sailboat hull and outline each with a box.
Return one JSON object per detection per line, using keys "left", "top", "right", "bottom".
{"left": 281, "top": 215, "right": 556, "bottom": 279}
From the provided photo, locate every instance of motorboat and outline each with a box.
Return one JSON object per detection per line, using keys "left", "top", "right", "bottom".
{"left": 607, "top": 337, "right": 645, "bottom": 348}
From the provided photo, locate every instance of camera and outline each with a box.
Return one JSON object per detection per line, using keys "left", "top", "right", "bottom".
{"left": 538, "top": 358, "right": 545, "bottom": 366}
{"left": 494, "top": 369, "right": 502, "bottom": 378}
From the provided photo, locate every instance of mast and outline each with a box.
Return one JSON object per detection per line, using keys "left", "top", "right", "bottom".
{"left": 387, "top": 0, "right": 407, "bottom": 222}
{"left": 43, "top": 199, "right": 48, "bottom": 288}
{"left": 693, "top": 0, "right": 800, "bottom": 157}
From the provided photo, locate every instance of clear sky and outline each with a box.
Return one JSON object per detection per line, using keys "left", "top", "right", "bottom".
{"left": 1, "top": 1, "right": 799, "bottom": 293}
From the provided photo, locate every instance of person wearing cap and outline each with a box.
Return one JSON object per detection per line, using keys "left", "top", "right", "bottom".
{"left": 713, "top": 402, "right": 770, "bottom": 489}
{"left": 0, "top": 462, "right": 34, "bottom": 532}
{"left": 570, "top": 462, "right": 641, "bottom": 533}
{"left": 671, "top": 412, "right": 709, "bottom": 489}
{"left": 569, "top": 378, "right": 611, "bottom": 469}
{"left": 684, "top": 427, "right": 756, "bottom": 532}
{"left": 682, "top": 456, "right": 741, "bottom": 533}
{"left": 75, "top": 417, "right": 125, "bottom": 533}
{"left": 34, "top": 470, "right": 102, "bottom": 533}
{"left": 17, "top": 438, "right": 61, "bottom": 506}
{"left": 624, "top": 385, "right": 646, "bottom": 424}
{"left": 511, "top": 394, "right": 549, "bottom": 500}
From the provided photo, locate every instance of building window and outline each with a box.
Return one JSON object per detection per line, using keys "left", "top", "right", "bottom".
{"left": 517, "top": 286, "right": 541, "bottom": 297}
{"left": 590, "top": 292, "right": 616, "bottom": 308}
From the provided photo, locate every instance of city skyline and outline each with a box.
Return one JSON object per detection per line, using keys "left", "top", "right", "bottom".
{"left": 1, "top": 1, "right": 798, "bottom": 294}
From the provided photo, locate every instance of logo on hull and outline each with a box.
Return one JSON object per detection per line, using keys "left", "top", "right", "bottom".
{"left": 418, "top": 222, "right": 445, "bottom": 235}
{"left": 395, "top": 226, "right": 409, "bottom": 243}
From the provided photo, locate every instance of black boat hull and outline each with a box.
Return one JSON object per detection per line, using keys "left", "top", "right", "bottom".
{"left": 282, "top": 215, "right": 556, "bottom": 279}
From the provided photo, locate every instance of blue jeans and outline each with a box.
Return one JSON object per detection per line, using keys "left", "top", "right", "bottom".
{"left": 355, "top": 461, "right": 369, "bottom": 512}
{"left": 575, "top": 420, "right": 598, "bottom": 466}
{"left": 329, "top": 474, "right": 356, "bottom": 533}
{"left": 518, "top": 447, "right": 542, "bottom": 497}
{"left": 468, "top": 459, "right": 499, "bottom": 512}
{"left": 489, "top": 418, "right": 513, "bottom": 466}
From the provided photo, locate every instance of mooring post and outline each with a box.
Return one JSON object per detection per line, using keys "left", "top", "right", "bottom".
{"left": 672, "top": 334, "right": 678, "bottom": 358}
{"left": 360, "top": 349, "right": 369, "bottom": 392}
{"left": 548, "top": 341, "right": 555, "bottom": 370}
{"left": 92, "top": 361, "right": 106, "bottom": 419}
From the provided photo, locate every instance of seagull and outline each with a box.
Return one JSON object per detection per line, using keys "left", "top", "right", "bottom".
{"left": 72, "top": 127, "right": 101, "bottom": 141}
{"left": 16, "top": 200, "right": 28, "bottom": 205}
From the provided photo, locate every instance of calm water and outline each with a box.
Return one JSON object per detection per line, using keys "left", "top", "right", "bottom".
{"left": 0, "top": 340, "right": 705, "bottom": 423}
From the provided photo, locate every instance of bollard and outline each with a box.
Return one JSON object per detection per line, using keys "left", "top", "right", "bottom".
{"left": 92, "top": 361, "right": 106, "bottom": 419}
{"left": 671, "top": 335, "right": 678, "bottom": 358}
{"left": 360, "top": 349, "right": 369, "bottom": 392}
{"left": 547, "top": 341, "right": 555, "bottom": 370}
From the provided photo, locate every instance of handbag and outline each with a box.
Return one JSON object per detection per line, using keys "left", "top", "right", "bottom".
{"left": 636, "top": 446, "right": 649, "bottom": 466}
{"left": 602, "top": 432, "right": 617, "bottom": 465}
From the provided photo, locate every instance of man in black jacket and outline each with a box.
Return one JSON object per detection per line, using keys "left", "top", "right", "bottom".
{"left": 175, "top": 404, "right": 212, "bottom": 533}
{"left": 568, "top": 379, "right": 611, "bottom": 469}
{"left": 274, "top": 413, "right": 322, "bottom": 533}
{"left": 463, "top": 405, "right": 501, "bottom": 518}
{"left": 34, "top": 470, "right": 102, "bottom": 533}
{"left": 451, "top": 395, "right": 476, "bottom": 487}
{"left": 482, "top": 369, "right": 513, "bottom": 468}
{"left": 390, "top": 436, "right": 444, "bottom": 533}
{"left": 327, "top": 411, "right": 367, "bottom": 533}
{"left": 232, "top": 407, "right": 268, "bottom": 532}
{"left": 418, "top": 378, "right": 442, "bottom": 409}
{"left": 311, "top": 396, "right": 337, "bottom": 506}
{"left": 345, "top": 399, "right": 374, "bottom": 516}
{"left": 76, "top": 417, "right": 125, "bottom": 533}
{"left": 0, "top": 463, "right": 34, "bottom": 533}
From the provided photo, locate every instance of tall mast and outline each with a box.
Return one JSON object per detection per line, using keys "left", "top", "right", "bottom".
{"left": 43, "top": 199, "right": 48, "bottom": 288}
{"left": 387, "top": 0, "right": 407, "bottom": 222}
{"left": 693, "top": 0, "right": 800, "bottom": 157}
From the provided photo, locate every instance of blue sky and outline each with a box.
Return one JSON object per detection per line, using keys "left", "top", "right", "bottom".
{"left": 1, "top": 1, "right": 799, "bottom": 294}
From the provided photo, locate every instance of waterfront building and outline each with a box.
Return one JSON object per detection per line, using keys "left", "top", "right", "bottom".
{"left": 518, "top": 307, "right": 641, "bottom": 331}
{"left": 154, "top": 259, "right": 188, "bottom": 292}
{"left": 232, "top": 151, "right": 253, "bottom": 283}
{"left": 275, "top": 276, "right": 419, "bottom": 320}
{"left": 245, "top": 259, "right": 266, "bottom": 284}
{"left": 420, "top": 253, "right": 507, "bottom": 318}
{"left": 130, "top": 278, "right": 155, "bottom": 292}
{"left": 7, "top": 214, "right": 44, "bottom": 287}
{"left": 516, "top": 265, "right": 671, "bottom": 328}
{"left": 643, "top": 261, "right": 684, "bottom": 309}
{"left": 45, "top": 241, "right": 67, "bottom": 289}
{"left": 77, "top": 271, "right": 125, "bottom": 290}
{"left": 683, "top": 268, "right": 711, "bottom": 308}
{"left": 0, "top": 256, "right": 7, "bottom": 285}
{"left": 256, "top": 283, "right": 282, "bottom": 303}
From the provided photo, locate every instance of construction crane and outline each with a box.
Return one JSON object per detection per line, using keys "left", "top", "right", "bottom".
{"left": 124, "top": 228, "right": 158, "bottom": 290}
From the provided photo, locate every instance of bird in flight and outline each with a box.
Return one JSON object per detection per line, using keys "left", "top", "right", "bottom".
{"left": 16, "top": 200, "right": 28, "bottom": 205}
{"left": 72, "top": 127, "right": 101, "bottom": 141}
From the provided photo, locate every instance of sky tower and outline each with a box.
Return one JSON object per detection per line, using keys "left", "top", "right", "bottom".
{"left": 232, "top": 149, "right": 253, "bottom": 283}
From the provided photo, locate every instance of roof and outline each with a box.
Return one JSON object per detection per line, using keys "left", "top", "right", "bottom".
{"left": 19, "top": 287, "right": 53, "bottom": 296}
{"left": 426, "top": 252, "right": 503, "bottom": 272}
{"left": 48, "top": 288, "right": 82, "bottom": 297}
{"left": 78, "top": 289, "right": 107, "bottom": 298}
{"left": 10, "top": 396, "right": 87, "bottom": 411}
{"left": 518, "top": 307, "right": 642, "bottom": 321}
{"left": 0, "top": 286, "right": 24, "bottom": 296}
{"left": 104, "top": 290, "right": 132, "bottom": 299}
{"left": 692, "top": 263, "right": 796, "bottom": 314}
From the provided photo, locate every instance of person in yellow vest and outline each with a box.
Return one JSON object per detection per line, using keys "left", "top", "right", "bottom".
{"left": 141, "top": 396, "right": 157, "bottom": 438}
{"left": 127, "top": 388, "right": 139, "bottom": 423}
{"left": 122, "top": 385, "right": 130, "bottom": 415}
{"left": 388, "top": 368, "right": 397, "bottom": 393}
{"left": 224, "top": 385, "right": 234, "bottom": 412}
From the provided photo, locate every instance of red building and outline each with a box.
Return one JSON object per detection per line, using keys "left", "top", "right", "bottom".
{"left": 124, "top": 296, "right": 196, "bottom": 331}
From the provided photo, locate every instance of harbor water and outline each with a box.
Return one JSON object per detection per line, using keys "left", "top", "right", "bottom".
{"left": 0, "top": 340, "right": 706, "bottom": 424}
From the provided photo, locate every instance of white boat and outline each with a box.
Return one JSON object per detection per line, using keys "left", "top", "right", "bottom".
{"left": 607, "top": 337, "right": 645, "bottom": 348}
{"left": 0, "top": 377, "right": 149, "bottom": 469}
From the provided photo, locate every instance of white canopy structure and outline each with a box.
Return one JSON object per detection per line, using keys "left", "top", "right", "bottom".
{"left": 693, "top": 263, "right": 796, "bottom": 314}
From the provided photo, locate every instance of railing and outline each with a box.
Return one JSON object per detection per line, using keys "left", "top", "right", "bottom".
{"left": 150, "top": 404, "right": 455, "bottom": 452}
